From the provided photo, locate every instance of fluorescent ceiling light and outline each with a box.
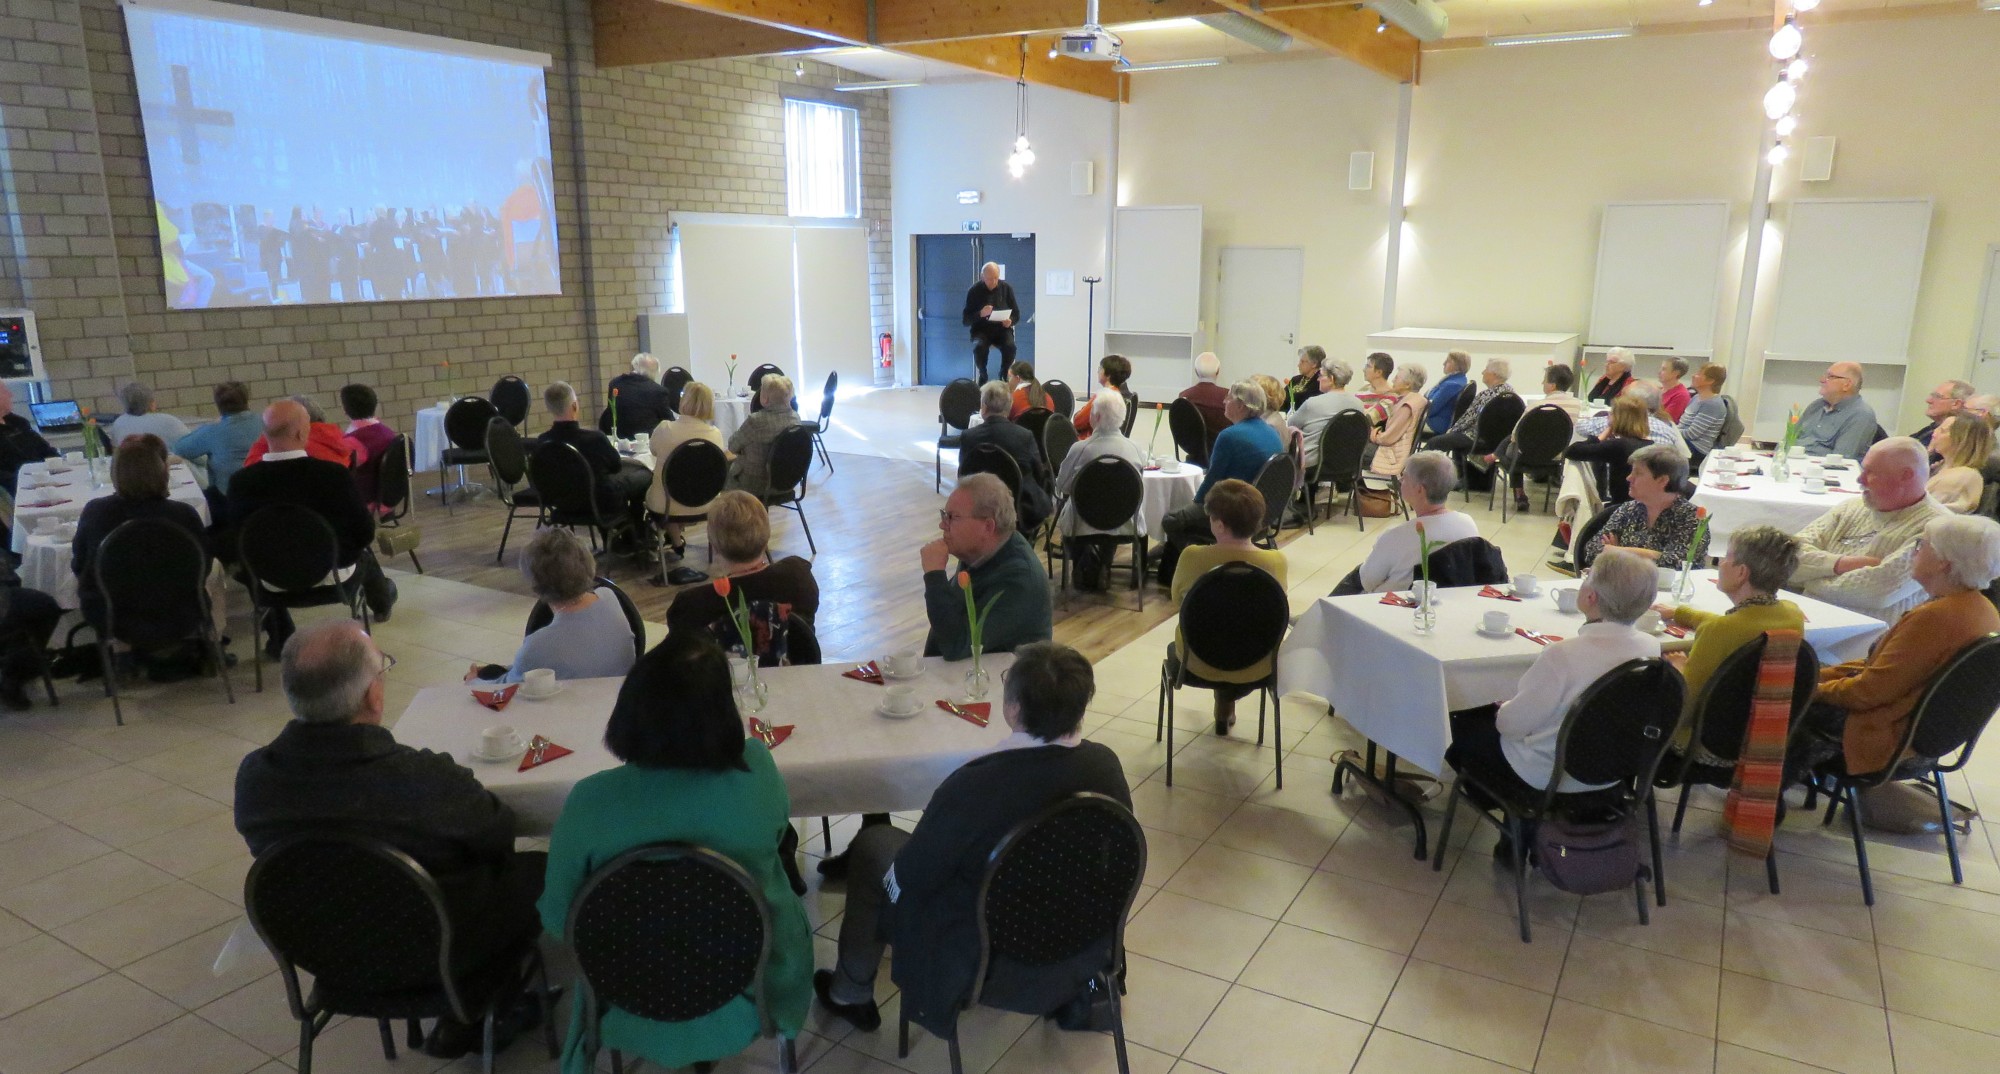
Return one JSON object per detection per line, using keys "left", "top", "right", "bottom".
{"left": 832, "top": 79, "right": 922, "bottom": 91}
{"left": 1488, "top": 28, "right": 1636, "bottom": 47}
{"left": 1981, "top": 0, "right": 1999, "bottom": 11}
{"left": 1121, "top": 57, "right": 1225, "bottom": 72}
{"left": 1108, "top": 17, "right": 1204, "bottom": 31}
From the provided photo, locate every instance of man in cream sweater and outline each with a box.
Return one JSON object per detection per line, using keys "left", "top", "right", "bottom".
{"left": 1790, "top": 437, "right": 1945, "bottom": 623}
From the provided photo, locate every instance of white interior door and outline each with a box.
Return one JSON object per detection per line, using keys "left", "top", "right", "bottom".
{"left": 1973, "top": 245, "right": 2000, "bottom": 395}
{"left": 1216, "top": 247, "right": 1304, "bottom": 378}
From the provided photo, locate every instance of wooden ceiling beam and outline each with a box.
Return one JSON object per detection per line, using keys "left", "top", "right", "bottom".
{"left": 646, "top": 0, "right": 870, "bottom": 46}
{"left": 1208, "top": 1, "right": 1420, "bottom": 83}
{"left": 893, "top": 34, "right": 1125, "bottom": 102}
{"left": 593, "top": 0, "right": 830, "bottom": 66}
{"left": 871, "top": 1, "right": 1352, "bottom": 46}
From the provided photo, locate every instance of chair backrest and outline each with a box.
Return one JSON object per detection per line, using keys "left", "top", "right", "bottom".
{"left": 662, "top": 438, "right": 730, "bottom": 514}
{"left": 1315, "top": 409, "right": 1373, "bottom": 482}
{"left": 246, "top": 833, "right": 471, "bottom": 1022}
{"left": 1573, "top": 503, "right": 1620, "bottom": 570}
{"left": 1178, "top": 562, "right": 1289, "bottom": 674}
{"left": 1167, "top": 397, "right": 1210, "bottom": 466}
{"left": 1425, "top": 536, "right": 1509, "bottom": 588}
{"left": 1451, "top": 381, "right": 1478, "bottom": 423}
{"left": 1119, "top": 391, "right": 1140, "bottom": 437}
{"left": 1042, "top": 379, "right": 1076, "bottom": 416}
{"left": 486, "top": 416, "right": 528, "bottom": 488}
{"left": 973, "top": 793, "right": 1145, "bottom": 997}
{"left": 96, "top": 517, "right": 210, "bottom": 647}
{"left": 815, "top": 371, "right": 838, "bottom": 429}
{"left": 1547, "top": 658, "right": 1687, "bottom": 803}
{"left": 765, "top": 424, "right": 815, "bottom": 496}
{"left": 528, "top": 441, "right": 604, "bottom": 519}
{"left": 1473, "top": 393, "right": 1527, "bottom": 452}
{"left": 1512, "top": 405, "right": 1576, "bottom": 467}
{"left": 1897, "top": 633, "right": 2000, "bottom": 775}
{"left": 748, "top": 363, "right": 783, "bottom": 393}
{"left": 237, "top": 504, "right": 342, "bottom": 593}
{"left": 1015, "top": 408, "right": 1054, "bottom": 456}
{"left": 1043, "top": 415, "right": 1078, "bottom": 475}
{"left": 377, "top": 434, "right": 415, "bottom": 522}
{"left": 662, "top": 368, "right": 692, "bottom": 413}
{"left": 785, "top": 613, "right": 822, "bottom": 666}
{"left": 1686, "top": 634, "right": 1820, "bottom": 764}
{"left": 1717, "top": 395, "right": 1745, "bottom": 449}
{"left": 525, "top": 576, "right": 648, "bottom": 664}
{"left": 1251, "top": 452, "right": 1295, "bottom": 544}
{"left": 939, "top": 379, "right": 980, "bottom": 432}
{"left": 490, "top": 376, "right": 530, "bottom": 427}
{"left": 1071, "top": 456, "right": 1144, "bottom": 532}
{"left": 566, "top": 842, "right": 774, "bottom": 1034}
{"left": 444, "top": 396, "right": 499, "bottom": 451}
{"left": 960, "top": 443, "right": 1023, "bottom": 502}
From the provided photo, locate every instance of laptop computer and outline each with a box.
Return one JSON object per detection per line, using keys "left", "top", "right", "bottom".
{"left": 29, "top": 400, "right": 83, "bottom": 433}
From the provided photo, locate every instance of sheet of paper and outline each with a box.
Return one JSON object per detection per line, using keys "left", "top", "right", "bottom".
{"left": 988, "top": 308, "right": 1012, "bottom": 322}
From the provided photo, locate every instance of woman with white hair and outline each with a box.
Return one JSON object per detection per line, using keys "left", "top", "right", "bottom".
{"left": 1424, "top": 358, "right": 1517, "bottom": 462}
{"left": 1056, "top": 390, "right": 1147, "bottom": 588}
{"left": 466, "top": 528, "right": 637, "bottom": 685}
{"left": 106, "top": 381, "right": 188, "bottom": 446}
{"left": 1157, "top": 380, "right": 1283, "bottom": 582}
{"left": 1795, "top": 514, "right": 2000, "bottom": 777}
{"left": 1368, "top": 364, "right": 1428, "bottom": 478}
{"left": 726, "top": 373, "right": 798, "bottom": 497}
{"left": 602, "top": 351, "right": 674, "bottom": 438}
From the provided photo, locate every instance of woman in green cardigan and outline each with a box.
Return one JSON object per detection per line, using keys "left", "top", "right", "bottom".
{"left": 537, "top": 633, "right": 812, "bottom": 1072}
{"left": 1656, "top": 524, "right": 1805, "bottom": 759}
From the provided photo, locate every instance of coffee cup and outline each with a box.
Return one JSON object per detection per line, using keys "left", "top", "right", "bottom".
{"left": 1805, "top": 478, "right": 1827, "bottom": 493}
{"left": 480, "top": 725, "right": 519, "bottom": 756}
{"left": 1553, "top": 588, "right": 1580, "bottom": 613}
{"left": 35, "top": 516, "right": 63, "bottom": 535}
{"left": 1159, "top": 458, "right": 1181, "bottom": 474}
{"left": 1804, "top": 462, "right": 1825, "bottom": 480}
{"left": 522, "top": 668, "right": 557, "bottom": 697}
{"left": 1658, "top": 566, "right": 1680, "bottom": 590}
{"left": 1825, "top": 453, "right": 1844, "bottom": 465}
{"left": 883, "top": 651, "right": 920, "bottom": 677}
{"left": 1482, "top": 610, "right": 1511, "bottom": 634}
{"left": 883, "top": 685, "right": 919, "bottom": 714}
{"left": 62, "top": 451, "right": 83, "bottom": 464}
{"left": 1788, "top": 445, "right": 1807, "bottom": 458}
{"left": 1511, "top": 573, "right": 1539, "bottom": 597}
{"left": 1410, "top": 580, "right": 1436, "bottom": 606}
{"left": 1637, "top": 610, "right": 1663, "bottom": 634}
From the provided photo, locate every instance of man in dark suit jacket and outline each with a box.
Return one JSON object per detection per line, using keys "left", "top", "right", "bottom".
{"left": 235, "top": 619, "right": 542, "bottom": 1059}
{"left": 961, "top": 261, "right": 1019, "bottom": 385}
{"left": 227, "top": 400, "right": 395, "bottom": 655}
{"left": 0, "top": 380, "right": 57, "bottom": 498}
{"left": 540, "top": 380, "right": 652, "bottom": 536}
{"left": 957, "top": 382, "right": 1053, "bottom": 532}
{"left": 814, "top": 642, "right": 1131, "bottom": 1036}
{"left": 597, "top": 353, "right": 674, "bottom": 438}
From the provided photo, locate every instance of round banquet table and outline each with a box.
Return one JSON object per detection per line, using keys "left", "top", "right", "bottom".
{"left": 1689, "top": 449, "right": 1858, "bottom": 548}
{"left": 12, "top": 460, "right": 209, "bottom": 555}
{"left": 412, "top": 403, "right": 450, "bottom": 473}
{"left": 1141, "top": 463, "right": 1203, "bottom": 536}
{"left": 19, "top": 531, "right": 79, "bottom": 610}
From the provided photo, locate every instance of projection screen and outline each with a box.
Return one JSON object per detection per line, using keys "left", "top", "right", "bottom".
{"left": 121, "top": 0, "right": 559, "bottom": 309}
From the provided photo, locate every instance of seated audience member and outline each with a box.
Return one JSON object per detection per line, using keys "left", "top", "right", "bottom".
{"left": 1444, "top": 549, "right": 1662, "bottom": 847}
{"left": 106, "top": 382, "right": 189, "bottom": 446}
{"left": 1565, "top": 395, "right": 1654, "bottom": 506}
{"left": 235, "top": 619, "right": 543, "bottom": 1060}
{"left": 814, "top": 642, "right": 1131, "bottom": 1036}
{"left": 228, "top": 400, "right": 397, "bottom": 653}
{"left": 339, "top": 384, "right": 399, "bottom": 509}
{"left": 1677, "top": 364, "right": 1730, "bottom": 463}
{"left": 467, "top": 529, "right": 636, "bottom": 686}
{"left": 666, "top": 490, "right": 820, "bottom": 648}
{"left": 0, "top": 380, "right": 57, "bottom": 497}
{"left": 1335, "top": 452, "right": 1480, "bottom": 594}
{"left": 1962, "top": 394, "right": 1998, "bottom": 428}
{"left": 1055, "top": 390, "right": 1147, "bottom": 589}
{"left": 1005, "top": 360, "right": 1046, "bottom": 419}
{"left": 1587, "top": 348, "right": 1635, "bottom": 403}
{"left": 727, "top": 374, "right": 802, "bottom": 497}
{"left": 1071, "top": 354, "right": 1136, "bottom": 437}
{"left": 647, "top": 380, "right": 727, "bottom": 577}
{"left": 73, "top": 434, "right": 220, "bottom": 652}
{"left": 1925, "top": 414, "right": 1990, "bottom": 515}
{"left": 1251, "top": 374, "right": 1292, "bottom": 444}
{"left": 1582, "top": 444, "right": 1709, "bottom": 569}
{"left": 1424, "top": 359, "right": 1517, "bottom": 462}
{"left": 1793, "top": 514, "right": 2000, "bottom": 779}
{"left": 0, "top": 571, "right": 60, "bottom": 711}
{"left": 537, "top": 632, "right": 811, "bottom": 1073}
{"left": 1795, "top": 361, "right": 1878, "bottom": 459}
{"left": 1367, "top": 364, "right": 1428, "bottom": 479}
{"left": 1576, "top": 380, "right": 1687, "bottom": 452}
{"left": 600, "top": 352, "right": 674, "bottom": 438}
{"left": 1790, "top": 437, "right": 1946, "bottom": 621}
{"left": 1657, "top": 358, "right": 1693, "bottom": 422}
{"left": 541, "top": 379, "right": 653, "bottom": 534}
{"left": 1285, "top": 345, "right": 1327, "bottom": 412}
{"left": 1913, "top": 379, "right": 1974, "bottom": 449}
{"left": 1358, "top": 351, "right": 1397, "bottom": 404}
{"left": 246, "top": 394, "right": 359, "bottom": 468}
{"left": 1656, "top": 525, "right": 1804, "bottom": 750}
{"left": 1170, "top": 479, "right": 1287, "bottom": 735}
{"left": 1289, "top": 357, "right": 1364, "bottom": 468}
{"left": 174, "top": 379, "right": 261, "bottom": 496}
{"left": 959, "top": 382, "right": 1054, "bottom": 532}
{"left": 1491, "top": 364, "right": 1584, "bottom": 513}
{"left": 1423, "top": 350, "right": 1471, "bottom": 438}
{"left": 1159, "top": 380, "right": 1283, "bottom": 580}
{"left": 1180, "top": 351, "right": 1230, "bottom": 442}
{"left": 922, "top": 473, "right": 1052, "bottom": 660}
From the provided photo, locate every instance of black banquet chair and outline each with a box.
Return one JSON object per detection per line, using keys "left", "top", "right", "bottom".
{"left": 747, "top": 363, "right": 784, "bottom": 412}
{"left": 897, "top": 793, "right": 1146, "bottom": 1074}
{"left": 1157, "top": 563, "right": 1291, "bottom": 788}
{"left": 1250, "top": 452, "right": 1296, "bottom": 550}
{"left": 245, "top": 832, "right": 558, "bottom": 1074}
{"left": 760, "top": 425, "right": 819, "bottom": 555}
{"left": 236, "top": 504, "right": 371, "bottom": 693}
{"left": 811, "top": 370, "right": 838, "bottom": 473}
{"left": 1166, "top": 397, "right": 1211, "bottom": 467}
{"left": 490, "top": 375, "right": 531, "bottom": 430}
{"left": 524, "top": 575, "right": 649, "bottom": 666}
{"left": 662, "top": 367, "right": 693, "bottom": 413}
{"left": 438, "top": 395, "right": 499, "bottom": 511}
{"left": 1304, "top": 410, "right": 1374, "bottom": 531}
{"left": 1481, "top": 404, "right": 1574, "bottom": 521}
{"left": 935, "top": 378, "right": 980, "bottom": 492}
{"left": 1042, "top": 417, "right": 1078, "bottom": 477}
{"left": 95, "top": 518, "right": 223, "bottom": 724}
{"left": 653, "top": 438, "right": 731, "bottom": 581}
{"left": 1049, "top": 456, "right": 1146, "bottom": 610}
{"left": 528, "top": 441, "right": 636, "bottom": 554}
{"left": 1041, "top": 379, "right": 1076, "bottom": 417}
{"left": 485, "top": 417, "right": 541, "bottom": 565}
{"left": 371, "top": 433, "right": 423, "bottom": 574}
{"left": 1456, "top": 393, "right": 1525, "bottom": 502}
{"left": 565, "top": 842, "right": 799, "bottom": 1074}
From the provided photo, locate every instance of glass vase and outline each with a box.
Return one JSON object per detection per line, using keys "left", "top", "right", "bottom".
{"left": 1673, "top": 565, "right": 1697, "bottom": 603}
{"left": 964, "top": 644, "right": 990, "bottom": 700}
{"left": 729, "top": 653, "right": 768, "bottom": 715}
{"left": 1772, "top": 452, "right": 1790, "bottom": 483}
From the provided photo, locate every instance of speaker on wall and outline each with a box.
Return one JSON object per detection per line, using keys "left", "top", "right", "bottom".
{"left": 1072, "top": 161, "right": 1095, "bottom": 196}
{"left": 1349, "top": 151, "right": 1374, "bottom": 191}
{"left": 1801, "top": 137, "right": 1837, "bottom": 183}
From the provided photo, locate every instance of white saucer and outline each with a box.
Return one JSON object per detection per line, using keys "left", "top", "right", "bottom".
{"left": 880, "top": 668, "right": 924, "bottom": 682}
{"left": 518, "top": 684, "right": 564, "bottom": 701}
{"left": 1475, "top": 625, "right": 1516, "bottom": 639}
{"left": 877, "top": 702, "right": 925, "bottom": 720}
{"left": 469, "top": 739, "right": 525, "bottom": 762}
{"left": 1510, "top": 588, "right": 1540, "bottom": 600}
{"left": 1800, "top": 486, "right": 1828, "bottom": 495}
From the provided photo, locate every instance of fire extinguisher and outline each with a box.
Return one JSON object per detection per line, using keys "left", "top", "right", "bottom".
{"left": 877, "top": 332, "right": 893, "bottom": 368}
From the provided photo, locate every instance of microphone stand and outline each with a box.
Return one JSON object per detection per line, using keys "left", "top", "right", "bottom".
{"left": 1082, "top": 275, "right": 1102, "bottom": 388}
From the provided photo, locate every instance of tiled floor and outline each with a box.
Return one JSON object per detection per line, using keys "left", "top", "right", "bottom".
{"left": 3, "top": 473, "right": 2000, "bottom": 1074}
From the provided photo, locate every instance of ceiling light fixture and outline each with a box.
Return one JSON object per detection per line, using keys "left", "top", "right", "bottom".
{"left": 1120, "top": 57, "right": 1226, "bottom": 72}
{"left": 1775, "top": 114, "right": 1799, "bottom": 137}
{"left": 1488, "top": 28, "right": 1635, "bottom": 46}
{"left": 1763, "top": 78, "right": 1797, "bottom": 119}
{"left": 1794, "top": 0, "right": 1822, "bottom": 10}
{"left": 1786, "top": 57, "right": 1809, "bottom": 81}
{"left": 830, "top": 79, "right": 922, "bottom": 91}
{"left": 1007, "top": 45, "right": 1035, "bottom": 179}
{"left": 1377, "top": 16, "right": 1388, "bottom": 33}
{"left": 1698, "top": 0, "right": 1713, "bottom": 6}
{"left": 793, "top": 61, "right": 804, "bottom": 78}
{"left": 1769, "top": 18, "right": 1803, "bottom": 60}
{"left": 1767, "top": 144, "right": 1789, "bottom": 167}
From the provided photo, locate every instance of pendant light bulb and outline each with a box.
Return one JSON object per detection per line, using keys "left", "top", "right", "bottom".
{"left": 1786, "top": 58, "right": 1808, "bottom": 81}
{"left": 1775, "top": 114, "right": 1799, "bottom": 137}
{"left": 1763, "top": 79, "right": 1797, "bottom": 120}
{"left": 1769, "top": 20, "right": 1803, "bottom": 60}
{"left": 1767, "top": 143, "right": 1789, "bottom": 168}
{"left": 1792, "top": 0, "right": 1820, "bottom": 10}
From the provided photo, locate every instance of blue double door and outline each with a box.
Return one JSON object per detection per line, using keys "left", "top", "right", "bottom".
{"left": 914, "top": 234, "right": 1035, "bottom": 387}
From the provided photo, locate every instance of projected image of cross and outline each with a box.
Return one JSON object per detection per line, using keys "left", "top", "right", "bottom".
{"left": 164, "top": 65, "right": 233, "bottom": 166}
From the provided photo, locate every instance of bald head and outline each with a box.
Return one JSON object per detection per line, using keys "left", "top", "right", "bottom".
{"left": 1821, "top": 362, "right": 1864, "bottom": 404}
{"left": 262, "top": 399, "right": 309, "bottom": 451}
{"left": 1859, "top": 436, "right": 1929, "bottom": 513}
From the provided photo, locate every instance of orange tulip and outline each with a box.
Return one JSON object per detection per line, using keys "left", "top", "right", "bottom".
{"left": 1695, "top": 506, "right": 1709, "bottom": 520}
{"left": 713, "top": 577, "right": 731, "bottom": 598}
{"left": 956, "top": 570, "right": 972, "bottom": 589}
{"left": 612, "top": 388, "right": 620, "bottom": 397}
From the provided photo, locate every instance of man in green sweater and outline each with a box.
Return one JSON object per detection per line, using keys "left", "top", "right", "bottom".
{"left": 922, "top": 473, "right": 1052, "bottom": 659}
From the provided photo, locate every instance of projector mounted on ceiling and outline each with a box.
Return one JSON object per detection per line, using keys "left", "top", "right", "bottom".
{"left": 1364, "top": 0, "right": 1448, "bottom": 43}
{"left": 1056, "top": 0, "right": 1124, "bottom": 63}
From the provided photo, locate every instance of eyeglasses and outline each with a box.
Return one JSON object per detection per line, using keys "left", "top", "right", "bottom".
{"left": 939, "top": 510, "right": 989, "bottom": 526}
{"left": 375, "top": 651, "right": 397, "bottom": 680}
{"left": 1821, "top": 372, "right": 1854, "bottom": 383}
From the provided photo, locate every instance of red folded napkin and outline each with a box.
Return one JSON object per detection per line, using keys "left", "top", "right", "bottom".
{"left": 937, "top": 700, "right": 991, "bottom": 727}
{"left": 519, "top": 735, "right": 573, "bottom": 771}
{"left": 748, "top": 718, "right": 795, "bottom": 748}
{"left": 1514, "top": 627, "right": 1563, "bottom": 646}
{"left": 841, "top": 661, "right": 886, "bottom": 685}
{"left": 471, "top": 683, "right": 520, "bottom": 710}
{"left": 1829, "top": 486, "right": 1861, "bottom": 494}
{"left": 1379, "top": 593, "right": 1418, "bottom": 608}
{"left": 1478, "top": 586, "right": 1522, "bottom": 602}
{"left": 21, "top": 500, "right": 71, "bottom": 509}
{"left": 1663, "top": 623, "right": 1691, "bottom": 639}
{"left": 1144, "top": 465, "right": 1161, "bottom": 472}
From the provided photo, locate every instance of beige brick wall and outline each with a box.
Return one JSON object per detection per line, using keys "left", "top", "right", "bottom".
{"left": 0, "top": 0, "right": 890, "bottom": 437}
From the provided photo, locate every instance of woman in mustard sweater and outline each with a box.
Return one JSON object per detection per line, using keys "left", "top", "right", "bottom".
{"left": 1170, "top": 479, "right": 1287, "bottom": 735}
{"left": 1657, "top": 525, "right": 1805, "bottom": 761}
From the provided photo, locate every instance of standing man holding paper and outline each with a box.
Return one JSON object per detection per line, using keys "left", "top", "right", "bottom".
{"left": 961, "top": 261, "right": 1019, "bottom": 385}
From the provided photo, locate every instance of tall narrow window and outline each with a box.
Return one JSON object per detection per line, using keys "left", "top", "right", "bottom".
{"left": 784, "top": 98, "right": 861, "bottom": 219}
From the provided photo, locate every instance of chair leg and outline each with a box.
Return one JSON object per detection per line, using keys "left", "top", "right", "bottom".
{"left": 1765, "top": 846, "right": 1782, "bottom": 895}
{"left": 98, "top": 638, "right": 123, "bottom": 726}
{"left": 1671, "top": 781, "right": 1693, "bottom": 833}
{"left": 1432, "top": 781, "right": 1462, "bottom": 872}
{"left": 497, "top": 510, "right": 517, "bottom": 564}
{"left": 1646, "top": 794, "right": 1666, "bottom": 907}
{"left": 947, "top": 1029, "right": 965, "bottom": 1074}
{"left": 898, "top": 1005, "right": 911, "bottom": 1058}
{"left": 796, "top": 504, "right": 816, "bottom": 554}
{"left": 376, "top": 1018, "right": 396, "bottom": 1060}
{"left": 1271, "top": 688, "right": 1283, "bottom": 790}
{"left": 1634, "top": 863, "right": 1651, "bottom": 926}
{"left": 1843, "top": 784, "right": 1875, "bottom": 906}
{"left": 407, "top": 1019, "right": 424, "bottom": 1049}
{"left": 779, "top": 1035, "right": 800, "bottom": 1074}
{"left": 1107, "top": 972, "right": 1134, "bottom": 1074}
{"left": 407, "top": 550, "right": 424, "bottom": 574}
{"left": 821, "top": 816, "right": 834, "bottom": 852}
{"left": 1510, "top": 817, "right": 1533, "bottom": 943}
{"left": 207, "top": 626, "right": 236, "bottom": 706}
{"left": 481, "top": 1008, "right": 497, "bottom": 1074}
{"left": 1255, "top": 689, "right": 1267, "bottom": 746}
{"left": 1934, "top": 769, "right": 1965, "bottom": 885}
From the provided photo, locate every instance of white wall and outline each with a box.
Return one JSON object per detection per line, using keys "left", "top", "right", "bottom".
{"left": 889, "top": 82, "right": 1117, "bottom": 388}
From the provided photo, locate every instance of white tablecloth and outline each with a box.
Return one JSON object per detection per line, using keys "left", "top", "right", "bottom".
{"left": 1142, "top": 464, "right": 1203, "bottom": 536}
{"left": 713, "top": 396, "right": 750, "bottom": 443}
{"left": 12, "top": 461, "right": 208, "bottom": 555}
{"left": 20, "top": 532, "right": 78, "bottom": 609}
{"left": 411, "top": 404, "right": 450, "bottom": 473}
{"left": 1690, "top": 451, "right": 1856, "bottom": 547}
{"left": 1277, "top": 570, "right": 1887, "bottom": 777}
{"left": 393, "top": 653, "right": 1016, "bottom": 835}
